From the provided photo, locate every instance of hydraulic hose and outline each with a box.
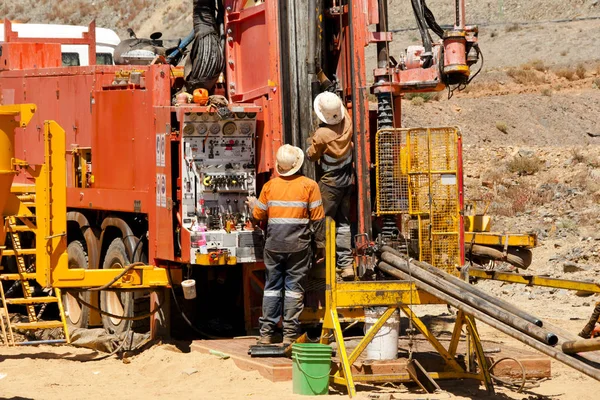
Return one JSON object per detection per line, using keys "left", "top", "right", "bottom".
{"left": 411, "top": 0, "right": 433, "bottom": 68}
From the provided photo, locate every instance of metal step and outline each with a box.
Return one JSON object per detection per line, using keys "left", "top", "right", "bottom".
{"left": 12, "top": 321, "right": 64, "bottom": 330}
{"left": 8, "top": 225, "right": 36, "bottom": 232}
{"left": 0, "top": 273, "right": 37, "bottom": 281}
{"left": 0, "top": 248, "right": 37, "bottom": 256}
{"left": 5, "top": 297, "right": 58, "bottom": 305}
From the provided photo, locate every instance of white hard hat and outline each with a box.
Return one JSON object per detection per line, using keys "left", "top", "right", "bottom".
{"left": 313, "top": 92, "right": 345, "bottom": 125}
{"left": 276, "top": 144, "right": 304, "bottom": 177}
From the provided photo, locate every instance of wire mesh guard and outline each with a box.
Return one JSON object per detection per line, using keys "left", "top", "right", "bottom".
{"left": 375, "top": 127, "right": 462, "bottom": 273}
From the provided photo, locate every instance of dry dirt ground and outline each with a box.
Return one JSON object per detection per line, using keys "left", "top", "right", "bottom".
{"left": 2, "top": 1, "right": 600, "bottom": 399}
{"left": 1, "top": 318, "right": 599, "bottom": 400}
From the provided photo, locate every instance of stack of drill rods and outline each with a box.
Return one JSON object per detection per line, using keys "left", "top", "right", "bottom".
{"left": 376, "top": 256, "right": 600, "bottom": 382}
{"left": 381, "top": 246, "right": 544, "bottom": 327}
{"left": 379, "top": 250, "right": 557, "bottom": 345}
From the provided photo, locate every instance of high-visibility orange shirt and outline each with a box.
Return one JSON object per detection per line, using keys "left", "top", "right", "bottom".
{"left": 253, "top": 175, "right": 325, "bottom": 252}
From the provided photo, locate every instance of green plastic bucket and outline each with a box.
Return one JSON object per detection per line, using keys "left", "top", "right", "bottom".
{"left": 292, "top": 343, "right": 332, "bottom": 395}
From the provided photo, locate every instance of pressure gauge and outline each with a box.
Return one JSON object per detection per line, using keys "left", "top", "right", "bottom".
{"left": 239, "top": 122, "right": 252, "bottom": 135}
{"left": 197, "top": 123, "right": 208, "bottom": 135}
{"left": 209, "top": 123, "right": 221, "bottom": 135}
{"left": 235, "top": 112, "right": 247, "bottom": 119}
{"left": 200, "top": 113, "right": 209, "bottom": 121}
{"left": 183, "top": 124, "right": 195, "bottom": 135}
{"left": 246, "top": 112, "right": 257, "bottom": 119}
{"left": 223, "top": 121, "right": 237, "bottom": 136}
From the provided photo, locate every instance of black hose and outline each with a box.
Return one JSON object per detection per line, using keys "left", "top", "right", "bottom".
{"left": 74, "top": 293, "right": 164, "bottom": 321}
{"left": 166, "top": 265, "right": 219, "bottom": 339}
{"left": 411, "top": 0, "right": 433, "bottom": 68}
{"left": 83, "top": 234, "right": 146, "bottom": 292}
{"left": 422, "top": 0, "right": 444, "bottom": 38}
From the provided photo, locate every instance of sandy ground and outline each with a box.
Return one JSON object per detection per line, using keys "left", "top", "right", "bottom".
{"left": 1, "top": 309, "right": 599, "bottom": 400}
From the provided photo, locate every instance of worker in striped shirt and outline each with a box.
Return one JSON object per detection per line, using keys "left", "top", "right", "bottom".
{"left": 247, "top": 144, "right": 325, "bottom": 345}
{"left": 306, "top": 92, "right": 355, "bottom": 280}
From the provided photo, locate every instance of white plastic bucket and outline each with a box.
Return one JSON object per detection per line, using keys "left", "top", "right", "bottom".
{"left": 365, "top": 307, "right": 400, "bottom": 360}
{"left": 181, "top": 279, "right": 197, "bottom": 300}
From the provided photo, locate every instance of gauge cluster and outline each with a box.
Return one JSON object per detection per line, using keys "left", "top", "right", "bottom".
{"left": 180, "top": 109, "right": 262, "bottom": 264}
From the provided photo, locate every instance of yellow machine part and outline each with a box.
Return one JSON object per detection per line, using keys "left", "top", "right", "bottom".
{"left": 0, "top": 104, "right": 36, "bottom": 216}
{"left": 375, "top": 127, "right": 462, "bottom": 274}
{"left": 195, "top": 252, "right": 237, "bottom": 266}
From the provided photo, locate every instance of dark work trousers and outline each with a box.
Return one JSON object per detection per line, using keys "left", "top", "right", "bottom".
{"left": 259, "top": 248, "right": 311, "bottom": 338}
{"left": 319, "top": 182, "right": 353, "bottom": 270}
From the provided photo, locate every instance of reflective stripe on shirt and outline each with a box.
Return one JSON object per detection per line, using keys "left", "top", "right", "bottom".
{"left": 322, "top": 150, "right": 352, "bottom": 172}
{"left": 267, "top": 200, "right": 308, "bottom": 208}
{"left": 309, "top": 200, "right": 322, "bottom": 209}
{"left": 268, "top": 217, "right": 310, "bottom": 224}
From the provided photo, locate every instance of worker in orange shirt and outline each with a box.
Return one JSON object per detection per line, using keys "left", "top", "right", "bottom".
{"left": 247, "top": 145, "right": 325, "bottom": 345}
{"left": 306, "top": 92, "right": 355, "bottom": 280}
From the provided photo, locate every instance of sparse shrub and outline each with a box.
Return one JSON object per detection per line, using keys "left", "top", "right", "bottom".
{"left": 495, "top": 121, "right": 508, "bottom": 134}
{"left": 406, "top": 92, "right": 440, "bottom": 103}
{"left": 506, "top": 69, "right": 546, "bottom": 85}
{"left": 556, "top": 218, "right": 577, "bottom": 231}
{"left": 593, "top": 78, "right": 600, "bottom": 89}
{"left": 524, "top": 59, "right": 546, "bottom": 72}
{"left": 576, "top": 64, "right": 586, "bottom": 79}
{"left": 541, "top": 88, "right": 552, "bottom": 96}
{"left": 571, "top": 148, "right": 586, "bottom": 164}
{"left": 490, "top": 30, "right": 498, "bottom": 38}
{"left": 506, "top": 23, "right": 520, "bottom": 33}
{"left": 411, "top": 96, "right": 425, "bottom": 106}
{"left": 507, "top": 155, "right": 542, "bottom": 176}
{"left": 560, "top": 50, "right": 568, "bottom": 57}
{"left": 555, "top": 68, "right": 576, "bottom": 81}
{"left": 489, "top": 184, "right": 552, "bottom": 217}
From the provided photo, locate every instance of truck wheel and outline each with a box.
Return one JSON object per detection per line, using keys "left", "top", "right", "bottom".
{"left": 62, "top": 240, "right": 91, "bottom": 329}
{"left": 100, "top": 238, "right": 134, "bottom": 335}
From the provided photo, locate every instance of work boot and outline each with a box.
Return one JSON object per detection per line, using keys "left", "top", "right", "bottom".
{"left": 282, "top": 335, "right": 299, "bottom": 346}
{"left": 257, "top": 335, "right": 276, "bottom": 345}
{"left": 340, "top": 268, "right": 355, "bottom": 281}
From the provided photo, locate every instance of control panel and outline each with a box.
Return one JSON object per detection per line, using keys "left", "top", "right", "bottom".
{"left": 180, "top": 108, "right": 264, "bottom": 264}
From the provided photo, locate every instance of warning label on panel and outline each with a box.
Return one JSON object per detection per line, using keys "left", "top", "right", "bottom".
{"left": 160, "top": 174, "right": 167, "bottom": 208}
{"left": 156, "top": 174, "right": 161, "bottom": 206}
{"left": 156, "top": 134, "right": 165, "bottom": 167}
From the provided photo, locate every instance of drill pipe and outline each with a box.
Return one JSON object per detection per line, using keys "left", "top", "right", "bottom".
{"left": 376, "top": 261, "right": 600, "bottom": 382}
{"left": 562, "top": 337, "right": 600, "bottom": 355}
{"left": 379, "top": 251, "right": 558, "bottom": 346}
{"left": 380, "top": 246, "right": 544, "bottom": 327}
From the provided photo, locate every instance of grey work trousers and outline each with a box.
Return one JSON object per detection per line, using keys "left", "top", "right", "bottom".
{"left": 259, "top": 248, "right": 311, "bottom": 338}
{"left": 319, "top": 182, "right": 353, "bottom": 270}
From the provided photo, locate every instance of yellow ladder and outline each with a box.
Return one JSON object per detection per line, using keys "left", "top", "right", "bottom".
{"left": 0, "top": 216, "right": 70, "bottom": 345}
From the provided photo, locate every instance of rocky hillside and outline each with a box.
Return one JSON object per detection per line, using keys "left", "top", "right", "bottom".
{"left": 3, "top": 0, "right": 600, "bottom": 40}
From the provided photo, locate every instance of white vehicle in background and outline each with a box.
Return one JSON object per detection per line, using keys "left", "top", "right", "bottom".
{"left": 0, "top": 22, "right": 120, "bottom": 66}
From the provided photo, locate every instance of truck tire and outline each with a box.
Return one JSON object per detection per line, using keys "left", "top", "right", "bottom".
{"left": 62, "top": 240, "right": 91, "bottom": 329}
{"left": 100, "top": 238, "right": 134, "bottom": 335}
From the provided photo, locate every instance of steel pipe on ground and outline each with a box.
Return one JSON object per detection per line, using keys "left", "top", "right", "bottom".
{"left": 562, "top": 337, "right": 600, "bottom": 354}
{"left": 376, "top": 261, "right": 600, "bottom": 382}
{"left": 380, "top": 246, "right": 544, "bottom": 327}
{"left": 379, "top": 251, "right": 558, "bottom": 346}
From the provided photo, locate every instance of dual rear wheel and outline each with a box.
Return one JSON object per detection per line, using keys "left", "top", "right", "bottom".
{"left": 63, "top": 237, "right": 148, "bottom": 335}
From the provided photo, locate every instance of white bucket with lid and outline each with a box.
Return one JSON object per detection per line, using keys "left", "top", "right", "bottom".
{"left": 181, "top": 279, "right": 197, "bottom": 300}
{"left": 365, "top": 307, "right": 400, "bottom": 360}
